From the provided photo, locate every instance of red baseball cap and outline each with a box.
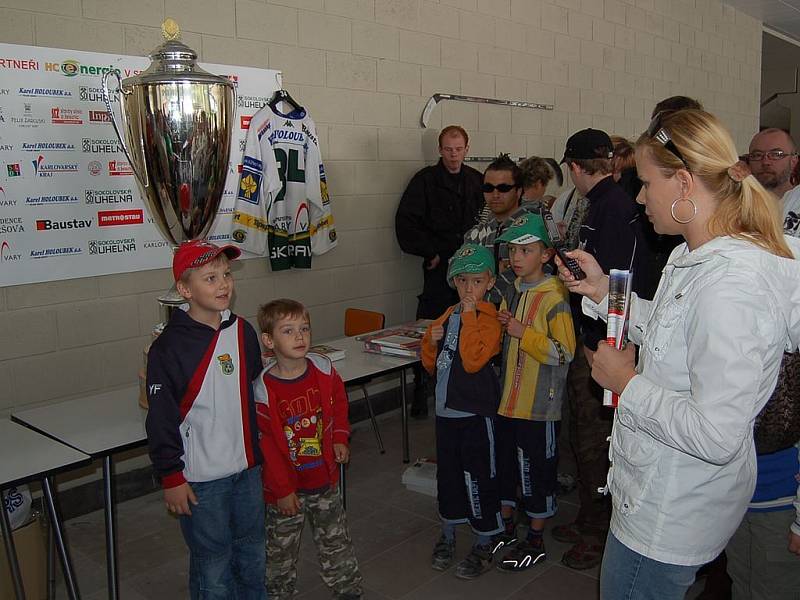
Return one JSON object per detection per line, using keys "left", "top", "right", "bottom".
{"left": 172, "top": 240, "right": 241, "bottom": 282}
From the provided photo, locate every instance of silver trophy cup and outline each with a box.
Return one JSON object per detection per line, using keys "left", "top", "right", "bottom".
{"left": 102, "top": 21, "right": 235, "bottom": 307}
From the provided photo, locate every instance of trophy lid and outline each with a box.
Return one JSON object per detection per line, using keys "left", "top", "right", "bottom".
{"left": 124, "top": 19, "right": 234, "bottom": 88}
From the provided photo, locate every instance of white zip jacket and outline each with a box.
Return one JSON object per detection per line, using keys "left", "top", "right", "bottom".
{"left": 582, "top": 235, "right": 800, "bottom": 565}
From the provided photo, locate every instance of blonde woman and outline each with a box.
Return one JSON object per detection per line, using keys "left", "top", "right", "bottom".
{"left": 557, "top": 110, "right": 800, "bottom": 599}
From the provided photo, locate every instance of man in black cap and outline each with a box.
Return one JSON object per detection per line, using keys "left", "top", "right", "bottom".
{"left": 552, "top": 128, "right": 652, "bottom": 571}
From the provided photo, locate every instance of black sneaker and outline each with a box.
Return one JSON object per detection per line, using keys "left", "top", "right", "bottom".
{"left": 431, "top": 535, "right": 455, "bottom": 571}
{"left": 496, "top": 539, "right": 546, "bottom": 573}
{"left": 455, "top": 543, "right": 494, "bottom": 580}
{"left": 491, "top": 530, "right": 519, "bottom": 555}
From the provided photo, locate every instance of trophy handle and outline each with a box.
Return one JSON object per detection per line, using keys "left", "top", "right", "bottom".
{"left": 102, "top": 70, "right": 149, "bottom": 188}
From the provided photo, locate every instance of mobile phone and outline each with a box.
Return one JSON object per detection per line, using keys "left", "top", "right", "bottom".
{"left": 542, "top": 208, "right": 586, "bottom": 281}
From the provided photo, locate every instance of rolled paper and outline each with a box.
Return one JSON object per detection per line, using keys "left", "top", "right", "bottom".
{"left": 604, "top": 269, "right": 633, "bottom": 407}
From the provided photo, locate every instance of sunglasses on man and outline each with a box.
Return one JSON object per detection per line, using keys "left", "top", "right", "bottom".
{"left": 646, "top": 112, "right": 690, "bottom": 170}
{"left": 481, "top": 183, "right": 517, "bottom": 193}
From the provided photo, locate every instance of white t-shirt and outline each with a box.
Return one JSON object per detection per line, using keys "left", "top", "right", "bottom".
{"left": 782, "top": 185, "right": 800, "bottom": 237}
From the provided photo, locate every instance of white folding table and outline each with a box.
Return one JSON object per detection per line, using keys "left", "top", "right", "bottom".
{"left": 325, "top": 334, "right": 420, "bottom": 462}
{"left": 12, "top": 386, "right": 147, "bottom": 600}
{"left": 0, "top": 419, "right": 91, "bottom": 600}
{"left": 321, "top": 334, "right": 421, "bottom": 507}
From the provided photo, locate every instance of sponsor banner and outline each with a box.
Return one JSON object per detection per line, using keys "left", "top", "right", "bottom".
{"left": 0, "top": 41, "right": 280, "bottom": 286}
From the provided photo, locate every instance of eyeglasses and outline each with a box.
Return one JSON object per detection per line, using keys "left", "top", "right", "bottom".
{"left": 646, "top": 112, "right": 690, "bottom": 170}
{"left": 481, "top": 183, "right": 517, "bottom": 193}
{"left": 746, "top": 150, "right": 798, "bottom": 162}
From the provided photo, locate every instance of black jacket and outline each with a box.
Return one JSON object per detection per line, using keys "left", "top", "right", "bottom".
{"left": 618, "top": 167, "right": 682, "bottom": 299}
{"left": 578, "top": 176, "right": 654, "bottom": 351}
{"left": 395, "top": 159, "right": 484, "bottom": 318}
{"left": 145, "top": 309, "right": 263, "bottom": 487}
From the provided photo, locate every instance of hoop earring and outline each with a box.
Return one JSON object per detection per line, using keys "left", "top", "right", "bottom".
{"left": 670, "top": 197, "right": 697, "bottom": 224}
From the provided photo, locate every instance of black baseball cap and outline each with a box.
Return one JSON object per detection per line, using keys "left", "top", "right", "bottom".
{"left": 560, "top": 128, "right": 614, "bottom": 164}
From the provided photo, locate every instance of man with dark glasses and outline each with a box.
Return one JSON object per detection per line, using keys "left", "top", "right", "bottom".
{"left": 552, "top": 128, "right": 653, "bottom": 571}
{"left": 747, "top": 128, "right": 798, "bottom": 198}
{"left": 464, "top": 154, "right": 543, "bottom": 303}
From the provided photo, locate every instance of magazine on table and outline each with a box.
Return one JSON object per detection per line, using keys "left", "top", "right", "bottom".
{"left": 357, "top": 320, "right": 431, "bottom": 358}
{"left": 362, "top": 341, "right": 420, "bottom": 358}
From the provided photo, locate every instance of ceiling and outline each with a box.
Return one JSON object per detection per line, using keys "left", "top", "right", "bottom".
{"left": 724, "top": 0, "right": 800, "bottom": 42}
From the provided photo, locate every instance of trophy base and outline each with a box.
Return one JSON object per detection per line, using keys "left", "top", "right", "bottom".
{"left": 156, "top": 284, "right": 186, "bottom": 331}
{"left": 142, "top": 284, "right": 186, "bottom": 410}
{"left": 157, "top": 284, "right": 186, "bottom": 307}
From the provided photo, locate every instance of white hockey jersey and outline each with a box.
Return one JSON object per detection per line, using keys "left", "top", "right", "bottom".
{"left": 230, "top": 105, "right": 337, "bottom": 270}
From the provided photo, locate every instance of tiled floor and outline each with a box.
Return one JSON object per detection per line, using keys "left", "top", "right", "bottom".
{"left": 54, "top": 407, "right": 706, "bottom": 599}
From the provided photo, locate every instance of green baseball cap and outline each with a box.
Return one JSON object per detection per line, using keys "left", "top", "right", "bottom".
{"left": 496, "top": 213, "right": 552, "bottom": 247}
{"left": 447, "top": 243, "right": 495, "bottom": 286}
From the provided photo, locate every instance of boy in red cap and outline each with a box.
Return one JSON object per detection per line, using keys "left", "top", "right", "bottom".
{"left": 146, "top": 239, "right": 267, "bottom": 600}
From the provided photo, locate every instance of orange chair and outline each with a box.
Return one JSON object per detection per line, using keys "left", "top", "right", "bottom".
{"left": 344, "top": 308, "right": 386, "bottom": 454}
{"left": 344, "top": 308, "right": 385, "bottom": 337}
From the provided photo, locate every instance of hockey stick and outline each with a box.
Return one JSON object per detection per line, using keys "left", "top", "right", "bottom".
{"left": 420, "top": 93, "right": 554, "bottom": 127}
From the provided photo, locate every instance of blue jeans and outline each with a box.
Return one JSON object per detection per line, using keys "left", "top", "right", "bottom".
{"left": 600, "top": 531, "right": 701, "bottom": 600}
{"left": 179, "top": 466, "right": 266, "bottom": 600}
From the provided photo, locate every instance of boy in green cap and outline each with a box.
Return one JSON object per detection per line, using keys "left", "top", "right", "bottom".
{"left": 492, "top": 214, "right": 576, "bottom": 572}
{"left": 421, "top": 243, "right": 504, "bottom": 579}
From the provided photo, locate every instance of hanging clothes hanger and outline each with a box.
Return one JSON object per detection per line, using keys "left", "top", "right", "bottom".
{"left": 268, "top": 89, "right": 304, "bottom": 113}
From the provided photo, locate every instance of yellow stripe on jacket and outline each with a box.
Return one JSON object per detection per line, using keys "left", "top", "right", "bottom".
{"left": 499, "top": 276, "right": 576, "bottom": 421}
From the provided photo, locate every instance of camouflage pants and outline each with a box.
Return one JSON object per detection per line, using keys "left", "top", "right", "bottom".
{"left": 566, "top": 342, "right": 613, "bottom": 539}
{"left": 265, "top": 486, "right": 363, "bottom": 599}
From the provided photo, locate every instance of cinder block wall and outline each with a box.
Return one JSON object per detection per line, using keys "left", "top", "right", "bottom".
{"left": 0, "top": 0, "right": 762, "bottom": 415}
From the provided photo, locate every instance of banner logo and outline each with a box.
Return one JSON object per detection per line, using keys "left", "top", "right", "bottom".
{"left": 89, "top": 110, "right": 111, "bottom": 123}
{"left": 0, "top": 186, "right": 16, "bottom": 207}
{"left": 32, "top": 155, "right": 79, "bottom": 177}
{"left": 88, "top": 237, "right": 136, "bottom": 255}
{"left": 51, "top": 107, "right": 83, "bottom": 124}
{"left": 18, "top": 87, "right": 72, "bottom": 98}
{"left": 0, "top": 59, "right": 39, "bottom": 71}
{"left": 143, "top": 239, "right": 169, "bottom": 249}
{"left": 82, "top": 138, "right": 122, "bottom": 153}
{"left": 108, "top": 160, "right": 133, "bottom": 176}
{"left": 1, "top": 239, "right": 22, "bottom": 263}
{"left": 30, "top": 246, "right": 82, "bottom": 259}
{"left": 237, "top": 95, "right": 269, "bottom": 109}
{"left": 97, "top": 209, "right": 144, "bottom": 226}
{"left": 85, "top": 189, "right": 134, "bottom": 204}
{"left": 25, "top": 194, "right": 79, "bottom": 205}
{"left": 36, "top": 218, "right": 92, "bottom": 231}
{"left": 0, "top": 216, "right": 24, "bottom": 234}
{"left": 21, "top": 142, "right": 75, "bottom": 152}
{"left": 9, "top": 104, "right": 45, "bottom": 127}
{"left": 44, "top": 59, "right": 121, "bottom": 78}
{"left": 88, "top": 160, "right": 102, "bottom": 176}
{"left": 79, "top": 85, "right": 118, "bottom": 102}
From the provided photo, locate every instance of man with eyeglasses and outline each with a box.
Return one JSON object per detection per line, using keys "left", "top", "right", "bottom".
{"left": 464, "top": 154, "right": 543, "bottom": 303}
{"left": 747, "top": 129, "right": 800, "bottom": 238}
{"left": 747, "top": 129, "right": 798, "bottom": 198}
